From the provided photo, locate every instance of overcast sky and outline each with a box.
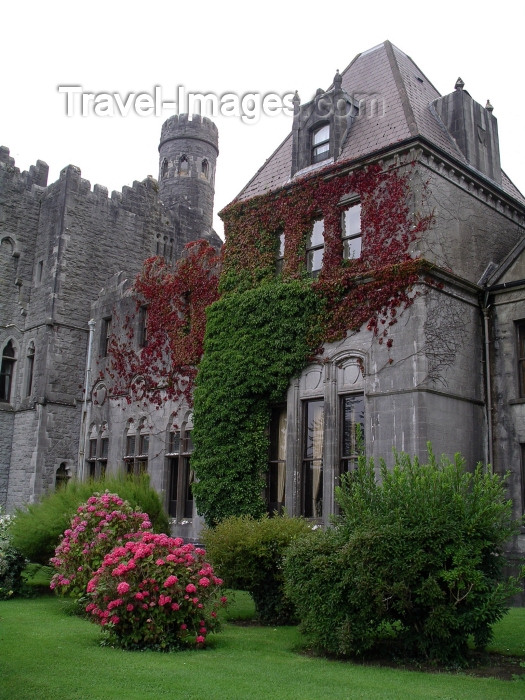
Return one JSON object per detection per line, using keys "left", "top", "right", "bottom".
{"left": 2, "top": 1, "right": 522, "bottom": 239}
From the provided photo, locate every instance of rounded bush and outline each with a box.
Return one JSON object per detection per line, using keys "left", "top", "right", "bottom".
{"left": 85, "top": 532, "right": 226, "bottom": 650}
{"left": 50, "top": 491, "right": 152, "bottom": 599}
{"left": 202, "top": 514, "right": 312, "bottom": 624}
{"left": 284, "top": 448, "right": 524, "bottom": 664}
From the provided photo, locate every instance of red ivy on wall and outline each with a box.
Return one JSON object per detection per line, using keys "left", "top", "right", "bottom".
{"left": 103, "top": 240, "right": 221, "bottom": 407}
{"left": 220, "top": 162, "right": 434, "bottom": 344}
{"left": 104, "top": 161, "right": 433, "bottom": 405}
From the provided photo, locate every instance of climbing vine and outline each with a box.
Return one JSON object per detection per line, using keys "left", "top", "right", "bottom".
{"left": 104, "top": 239, "right": 221, "bottom": 407}
{"left": 191, "top": 281, "right": 322, "bottom": 525}
{"left": 104, "top": 161, "right": 434, "bottom": 525}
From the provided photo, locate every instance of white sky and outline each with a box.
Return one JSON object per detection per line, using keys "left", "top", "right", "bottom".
{"left": 2, "top": 1, "right": 522, "bottom": 239}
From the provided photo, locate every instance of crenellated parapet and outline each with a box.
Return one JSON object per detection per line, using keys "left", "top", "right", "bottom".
{"left": 0, "top": 146, "right": 49, "bottom": 190}
{"left": 159, "top": 113, "right": 219, "bottom": 153}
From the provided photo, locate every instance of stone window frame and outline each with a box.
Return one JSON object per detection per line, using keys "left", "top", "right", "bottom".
{"left": 25, "top": 341, "right": 35, "bottom": 397}
{"left": 86, "top": 422, "right": 108, "bottom": 480}
{"left": 279, "top": 352, "right": 366, "bottom": 523}
{"left": 0, "top": 339, "right": 17, "bottom": 403}
{"left": 123, "top": 418, "right": 149, "bottom": 476}
{"left": 166, "top": 412, "right": 195, "bottom": 521}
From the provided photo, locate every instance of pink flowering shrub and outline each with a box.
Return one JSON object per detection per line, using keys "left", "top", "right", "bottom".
{"left": 85, "top": 532, "right": 226, "bottom": 650}
{"left": 50, "top": 491, "right": 152, "bottom": 599}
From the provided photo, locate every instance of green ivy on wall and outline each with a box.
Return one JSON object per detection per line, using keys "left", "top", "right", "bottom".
{"left": 191, "top": 280, "right": 321, "bottom": 525}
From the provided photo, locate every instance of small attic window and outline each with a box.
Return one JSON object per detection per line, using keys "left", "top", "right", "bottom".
{"left": 312, "top": 125, "right": 330, "bottom": 164}
{"left": 416, "top": 76, "right": 424, "bottom": 83}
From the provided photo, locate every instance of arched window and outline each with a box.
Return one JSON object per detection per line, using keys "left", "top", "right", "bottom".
{"left": 55, "top": 462, "right": 70, "bottom": 490}
{"left": 25, "top": 342, "right": 35, "bottom": 397}
{"left": 201, "top": 159, "right": 209, "bottom": 178}
{"left": 0, "top": 340, "right": 16, "bottom": 402}
{"left": 161, "top": 158, "right": 168, "bottom": 179}
{"left": 179, "top": 155, "right": 189, "bottom": 174}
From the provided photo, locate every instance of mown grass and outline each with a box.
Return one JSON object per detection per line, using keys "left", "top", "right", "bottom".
{"left": 1, "top": 593, "right": 524, "bottom": 700}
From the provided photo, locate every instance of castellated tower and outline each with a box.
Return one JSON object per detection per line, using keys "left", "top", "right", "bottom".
{"left": 158, "top": 114, "right": 219, "bottom": 240}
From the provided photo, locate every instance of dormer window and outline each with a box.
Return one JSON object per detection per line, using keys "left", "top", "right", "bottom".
{"left": 291, "top": 72, "right": 359, "bottom": 176}
{"left": 312, "top": 125, "right": 330, "bottom": 164}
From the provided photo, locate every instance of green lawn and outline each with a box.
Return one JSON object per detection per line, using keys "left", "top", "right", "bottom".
{"left": 0, "top": 595, "right": 523, "bottom": 700}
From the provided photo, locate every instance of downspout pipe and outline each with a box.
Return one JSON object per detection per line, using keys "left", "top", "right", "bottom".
{"left": 78, "top": 319, "right": 96, "bottom": 480}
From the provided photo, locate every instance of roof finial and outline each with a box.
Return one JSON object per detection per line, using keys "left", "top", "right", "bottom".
{"left": 455, "top": 77, "right": 465, "bottom": 91}
{"left": 485, "top": 99, "right": 494, "bottom": 113}
{"left": 292, "top": 90, "right": 301, "bottom": 115}
{"left": 334, "top": 69, "right": 342, "bottom": 91}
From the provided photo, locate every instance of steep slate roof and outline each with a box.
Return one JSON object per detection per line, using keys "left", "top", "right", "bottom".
{"left": 235, "top": 41, "right": 523, "bottom": 204}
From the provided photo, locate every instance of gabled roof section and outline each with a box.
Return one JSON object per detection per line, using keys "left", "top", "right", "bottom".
{"left": 235, "top": 41, "right": 523, "bottom": 205}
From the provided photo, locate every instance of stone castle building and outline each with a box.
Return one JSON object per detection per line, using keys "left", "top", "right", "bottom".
{"left": 1, "top": 42, "right": 525, "bottom": 572}
{"left": 0, "top": 114, "right": 221, "bottom": 539}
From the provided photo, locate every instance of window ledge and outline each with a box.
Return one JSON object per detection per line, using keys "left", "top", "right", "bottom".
{"left": 508, "top": 398, "right": 525, "bottom": 405}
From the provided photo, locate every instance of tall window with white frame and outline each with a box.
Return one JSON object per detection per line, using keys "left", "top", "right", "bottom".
{"left": 340, "top": 393, "right": 365, "bottom": 473}
{"left": 306, "top": 219, "right": 324, "bottom": 275}
{"left": 302, "top": 399, "right": 324, "bottom": 518}
{"left": 311, "top": 124, "right": 330, "bottom": 163}
{"left": 341, "top": 202, "right": 362, "bottom": 260}
{"left": 167, "top": 423, "right": 195, "bottom": 520}
{"left": 267, "top": 405, "right": 287, "bottom": 514}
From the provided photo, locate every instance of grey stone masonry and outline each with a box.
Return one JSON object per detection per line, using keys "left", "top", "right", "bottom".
{"left": 0, "top": 115, "right": 221, "bottom": 511}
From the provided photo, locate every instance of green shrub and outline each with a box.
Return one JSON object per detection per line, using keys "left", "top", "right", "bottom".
{"left": 284, "top": 447, "right": 524, "bottom": 664}
{"left": 0, "top": 507, "right": 27, "bottom": 599}
{"left": 11, "top": 474, "right": 169, "bottom": 565}
{"left": 202, "top": 514, "right": 313, "bottom": 624}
